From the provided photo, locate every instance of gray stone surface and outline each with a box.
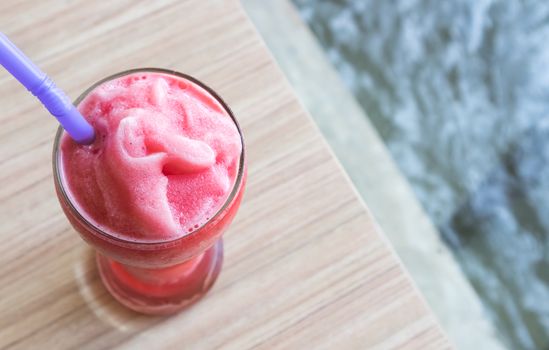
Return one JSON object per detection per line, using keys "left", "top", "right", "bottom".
{"left": 241, "top": 1, "right": 506, "bottom": 349}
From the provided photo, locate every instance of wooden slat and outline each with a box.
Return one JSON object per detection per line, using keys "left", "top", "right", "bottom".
{"left": 0, "top": 1, "right": 450, "bottom": 349}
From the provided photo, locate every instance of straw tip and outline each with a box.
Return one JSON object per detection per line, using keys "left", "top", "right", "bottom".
{"left": 74, "top": 131, "right": 95, "bottom": 145}
{"left": 62, "top": 106, "right": 95, "bottom": 145}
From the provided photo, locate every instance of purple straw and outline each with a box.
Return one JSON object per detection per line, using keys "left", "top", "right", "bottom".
{"left": 0, "top": 32, "right": 94, "bottom": 144}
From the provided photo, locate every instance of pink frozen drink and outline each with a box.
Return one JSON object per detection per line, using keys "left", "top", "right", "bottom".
{"left": 54, "top": 69, "right": 246, "bottom": 314}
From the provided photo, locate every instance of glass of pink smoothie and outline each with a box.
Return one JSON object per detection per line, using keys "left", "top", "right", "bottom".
{"left": 53, "top": 68, "right": 246, "bottom": 315}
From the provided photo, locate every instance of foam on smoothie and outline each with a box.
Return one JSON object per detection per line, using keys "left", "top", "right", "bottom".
{"left": 60, "top": 72, "right": 242, "bottom": 241}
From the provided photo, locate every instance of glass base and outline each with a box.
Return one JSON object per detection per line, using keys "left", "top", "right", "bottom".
{"left": 96, "top": 239, "right": 223, "bottom": 315}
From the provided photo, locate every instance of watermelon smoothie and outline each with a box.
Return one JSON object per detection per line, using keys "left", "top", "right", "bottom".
{"left": 53, "top": 69, "right": 246, "bottom": 314}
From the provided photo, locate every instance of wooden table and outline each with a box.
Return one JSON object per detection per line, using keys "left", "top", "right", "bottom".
{"left": 0, "top": 1, "right": 450, "bottom": 348}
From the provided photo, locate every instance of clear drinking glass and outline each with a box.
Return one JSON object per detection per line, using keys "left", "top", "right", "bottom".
{"left": 52, "top": 69, "right": 246, "bottom": 315}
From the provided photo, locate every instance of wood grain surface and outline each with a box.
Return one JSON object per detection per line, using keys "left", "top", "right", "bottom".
{"left": 0, "top": 1, "right": 451, "bottom": 349}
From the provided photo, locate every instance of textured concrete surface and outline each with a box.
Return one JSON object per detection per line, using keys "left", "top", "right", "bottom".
{"left": 241, "top": 1, "right": 506, "bottom": 349}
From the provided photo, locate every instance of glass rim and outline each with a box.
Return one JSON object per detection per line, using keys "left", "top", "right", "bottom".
{"left": 52, "top": 67, "right": 246, "bottom": 247}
